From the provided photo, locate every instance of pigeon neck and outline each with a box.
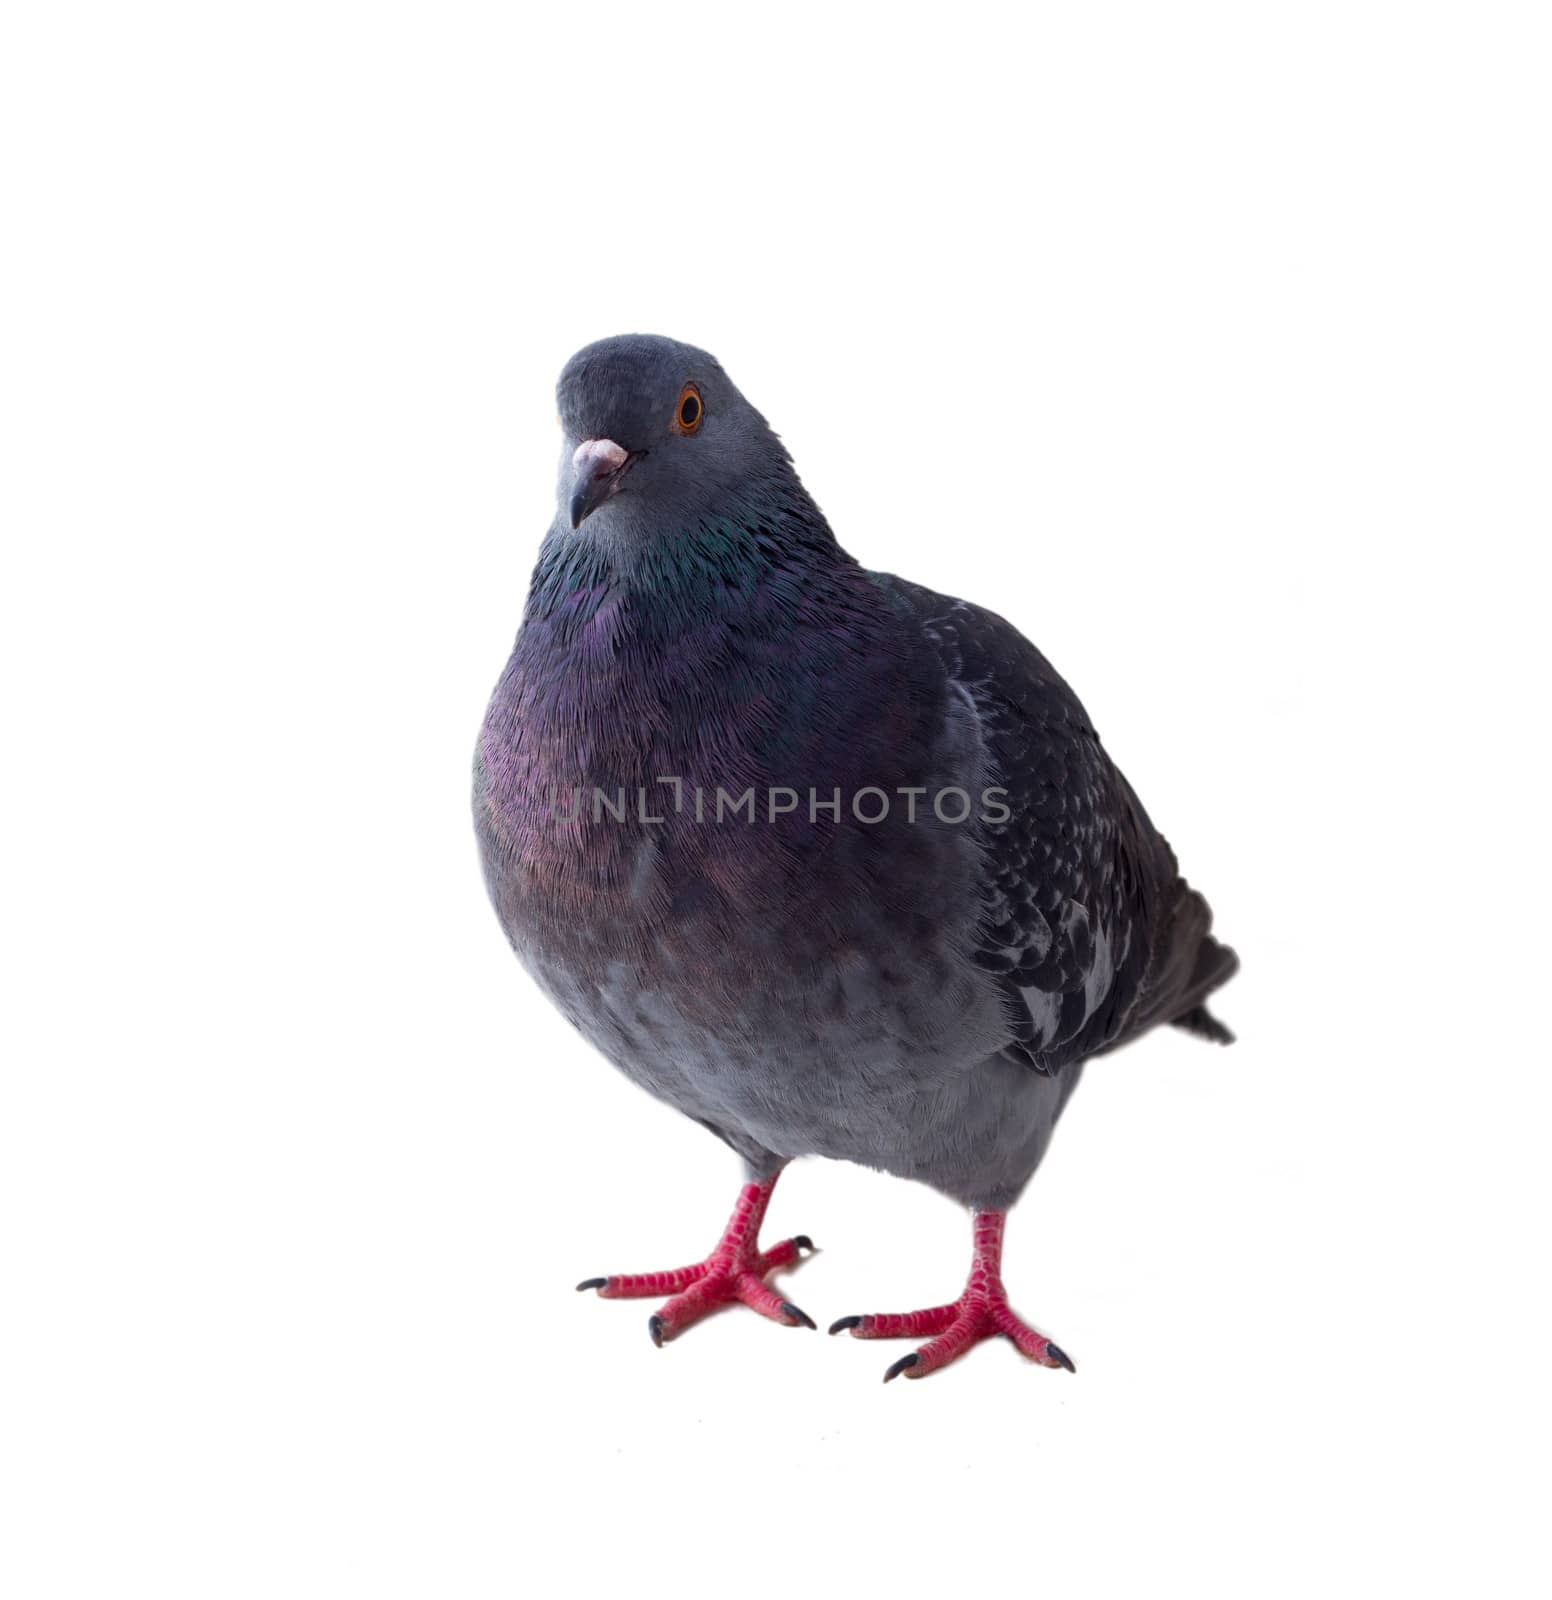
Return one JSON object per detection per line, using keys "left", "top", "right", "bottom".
{"left": 523, "top": 484, "right": 850, "bottom": 634}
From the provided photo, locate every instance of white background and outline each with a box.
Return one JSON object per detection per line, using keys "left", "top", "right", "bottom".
{"left": 3, "top": 3, "right": 1548, "bottom": 1596}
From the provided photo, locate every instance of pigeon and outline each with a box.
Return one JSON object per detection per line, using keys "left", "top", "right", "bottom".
{"left": 474, "top": 334, "right": 1237, "bottom": 1381}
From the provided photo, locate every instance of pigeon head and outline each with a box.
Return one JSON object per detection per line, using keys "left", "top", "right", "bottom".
{"left": 554, "top": 334, "right": 793, "bottom": 533}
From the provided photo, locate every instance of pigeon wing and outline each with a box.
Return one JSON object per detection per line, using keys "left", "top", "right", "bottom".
{"left": 871, "top": 573, "right": 1234, "bottom": 1073}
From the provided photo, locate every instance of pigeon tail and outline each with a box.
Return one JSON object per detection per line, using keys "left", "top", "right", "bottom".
{"left": 1170, "top": 1002, "right": 1236, "bottom": 1045}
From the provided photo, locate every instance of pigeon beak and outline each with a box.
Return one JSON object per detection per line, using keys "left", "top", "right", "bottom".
{"left": 569, "top": 438, "right": 632, "bottom": 529}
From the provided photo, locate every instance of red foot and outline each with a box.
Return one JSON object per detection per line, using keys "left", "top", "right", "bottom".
{"left": 576, "top": 1172, "right": 816, "bottom": 1346}
{"left": 828, "top": 1210, "right": 1075, "bottom": 1382}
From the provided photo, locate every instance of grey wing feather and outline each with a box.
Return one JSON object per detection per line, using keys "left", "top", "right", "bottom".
{"left": 872, "top": 573, "right": 1236, "bottom": 1073}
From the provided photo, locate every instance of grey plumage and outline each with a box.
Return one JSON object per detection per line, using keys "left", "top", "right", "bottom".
{"left": 475, "top": 333, "right": 1237, "bottom": 1217}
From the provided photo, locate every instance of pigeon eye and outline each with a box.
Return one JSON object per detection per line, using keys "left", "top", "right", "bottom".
{"left": 674, "top": 384, "right": 703, "bottom": 434}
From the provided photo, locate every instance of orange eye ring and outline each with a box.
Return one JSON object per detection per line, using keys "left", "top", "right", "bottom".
{"left": 673, "top": 383, "right": 704, "bottom": 434}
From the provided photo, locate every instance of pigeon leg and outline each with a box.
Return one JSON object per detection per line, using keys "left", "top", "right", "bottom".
{"left": 828, "top": 1210, "right": 1075, "bottom": 1382}
{"left": 576, "top": 1170, "right": 817, "bottom": 1347}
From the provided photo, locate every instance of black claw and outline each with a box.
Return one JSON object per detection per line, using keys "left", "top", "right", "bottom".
{"left": 1046, "top": 1342, "right": 1076, "bottom": 1373}
{"left": 779, "top": 1300, "right": 817, "bottom": 1330}
{"left": 647, "top": 1314, "right": 665, "bottom": 1349}
{"left": 883, "top": 1353, "right": 920, "bottom": 1384}
{"left": 793, "top": 1234, "right": 815, "bottom": 1252}
{"left": 828, "top": 1315, "right": 862, "bottom": 1336}
{"left": 575, "top": 1277, "right": 607, "bottom": 1293}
